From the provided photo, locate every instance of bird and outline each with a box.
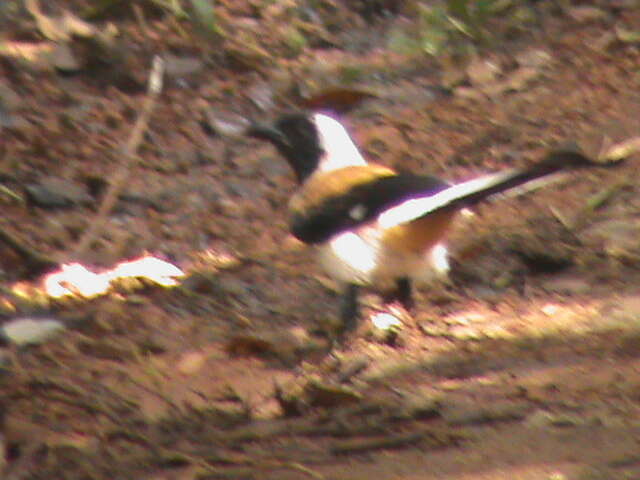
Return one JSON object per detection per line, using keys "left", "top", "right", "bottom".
{"left": 246, "top": 111, "right": 613, "bottom": 339}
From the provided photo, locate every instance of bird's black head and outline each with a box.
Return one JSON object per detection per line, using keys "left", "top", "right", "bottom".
{"left": 246, "top": 113, "right": 324, "bottom": 184}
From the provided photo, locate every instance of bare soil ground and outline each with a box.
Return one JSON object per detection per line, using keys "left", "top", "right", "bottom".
{"left": 1, "top": 1, "right": 640, "bottom": 479}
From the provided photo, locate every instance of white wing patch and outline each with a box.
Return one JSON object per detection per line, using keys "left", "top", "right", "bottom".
{"left": 377, "top": 170, "right": 520, "bottom": 228}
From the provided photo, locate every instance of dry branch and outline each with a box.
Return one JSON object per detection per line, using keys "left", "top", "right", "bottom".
{"left": 71, "top": 55, "right": 165, "bottom": 259}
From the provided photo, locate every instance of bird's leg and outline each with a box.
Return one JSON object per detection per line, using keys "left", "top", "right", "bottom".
{"left": 337, "top": 283, "right": 360, "bottom": 340}
{"left": 393, "top": 277, "right": 414, "bottom": 311}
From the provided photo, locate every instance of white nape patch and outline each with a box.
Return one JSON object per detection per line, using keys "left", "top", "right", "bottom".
{"left": 313, "top": 113, "right": 367, "bottom": 172}
{"left": 378, "top": 169, "right": 519, "bottom": 228}
{"left": 349, "top": 204, "right": 367, "bottom": 221}
{"left": 317, "top": 231, "right": 378, "bottom": 285}
{"left": 430, "top": 243, "right": 450, "bottom": 275}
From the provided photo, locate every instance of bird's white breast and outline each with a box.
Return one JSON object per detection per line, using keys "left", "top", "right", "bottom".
{"left": 316, "top": 224, "right": 450, "bottom": 291}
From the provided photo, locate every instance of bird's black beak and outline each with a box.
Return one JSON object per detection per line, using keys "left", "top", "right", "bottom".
{"left": 246, "top": 123, "right": 290, "bottom": 150}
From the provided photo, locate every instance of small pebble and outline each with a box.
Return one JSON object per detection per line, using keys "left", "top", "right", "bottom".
{"left": 1, "top": 317, "right": 66, "bottom": 346}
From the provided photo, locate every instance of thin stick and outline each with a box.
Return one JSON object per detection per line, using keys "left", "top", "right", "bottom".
{"left": 71, "top": 55, "right": 165, "bottom": 259}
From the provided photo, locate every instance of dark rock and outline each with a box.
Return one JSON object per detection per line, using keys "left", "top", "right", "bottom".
{"left": 25, "top": 177, "right": 92, "bottom": 209}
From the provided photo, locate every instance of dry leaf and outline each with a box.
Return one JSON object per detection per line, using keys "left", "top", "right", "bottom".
{"left": 26, "top": 0, "right": 115, "bottom": 42}
{"left": 615, "top": 25, "right": 640, "bottom": 44}
{"left": 0, "top": 41, "right": 78, "bottom": 71}
{"left": 466, "top": 57, "right": 501, "bottom": 86}
{"left": 299, "top": 87, "right": 378, "bottom": 113}
{"left": 600, "top": 136, "right": 640, "bottom": 162}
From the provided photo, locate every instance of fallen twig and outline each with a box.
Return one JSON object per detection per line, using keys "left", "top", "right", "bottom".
{"left": 195, "top": 461, "right": 324, "bottom": 480}
{"left": 584, "top": 182, "right": 627, "bottom": 212}
{"left": 72, "top": 55, "right": 164, "bottom": 258}
{"left": 0, "top": 57, "right": 164, "bottom": 277}
{"left": 0, "top": 184, "right": 24, "bottom": 204}
{"left": 157, "top": 448, "right": 325, "bottom": 479}
{"left": 330, "top": 427, "right": 467, "bottom": 455}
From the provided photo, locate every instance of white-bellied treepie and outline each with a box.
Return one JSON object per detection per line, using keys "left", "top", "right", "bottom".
{"left": 246, "top": 112, "right": 611, "bottom": 337}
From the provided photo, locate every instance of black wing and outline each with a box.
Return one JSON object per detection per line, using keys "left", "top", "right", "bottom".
{"left": 291, "top": 149, "right": 604, "bottom": 244}
{"left": 290, "top": 173, "right": 450, "bottom": 244}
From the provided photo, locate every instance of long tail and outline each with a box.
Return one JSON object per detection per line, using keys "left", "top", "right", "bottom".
{"left": 378, "top": 150, "right": 609, "bottom": 228}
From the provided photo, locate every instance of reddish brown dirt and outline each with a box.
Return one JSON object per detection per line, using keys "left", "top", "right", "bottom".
{"left": 1, "top": 2, "right": 640, "bottom": 479}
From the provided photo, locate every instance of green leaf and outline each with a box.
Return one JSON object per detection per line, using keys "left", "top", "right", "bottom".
{"left": 189, "top": 0, "right": 221, "bottom": 35}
